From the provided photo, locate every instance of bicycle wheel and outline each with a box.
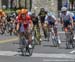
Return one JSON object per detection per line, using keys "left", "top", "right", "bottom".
{"left": 31, "top": 36, "right": 35, "bottom": 49}
{"left": 70, "top": 33, "right": 74, "bottom": 48}
{"left": 27, "top": 46, "right": 33, "bottom": 56}
{"left": 47, "top": 30, "right": 50, "bottom": 42}
{"left": 65, "top": 32, "right": 71, "bottom": 49}
{"left": 19, "top": 34, "right": 28, "bottom": 56}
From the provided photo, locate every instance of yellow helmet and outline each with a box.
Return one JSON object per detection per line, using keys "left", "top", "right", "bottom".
{"left": 0, "top": 9, "right": 3, "bottom": 12}
{"left": 16, "top": 9, "right": 21, "bottom": 14}
{"left": 25, "top": 9, "right": 28, "bottom": 13}
{"left": 2, "top": 12, "right": 6, "bottom": 16}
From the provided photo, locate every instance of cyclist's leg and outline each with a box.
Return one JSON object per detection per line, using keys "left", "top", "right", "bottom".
{"left": 43, "top": 23, "right": 48, "bottom": 38}
{"left": 36, "top": 25, "right": 41, "bottom": 44}
{"left": 26, "top": 29, "right": 32, "bottom": 48}
{"left": 64, "top": 23, "right": 72, "bottom": 48}
{"left": 41, "top": 20, "right": 47, "bottom": 38}
{"left": 53, "top": 25, "right": 60, "bottom": 47}
{"left": 19, "top": 32, "right": 26, "bottom": 55}
{"left": 38, "top": 25, "right": 42, "bottom": 42}
{"left": 19, "top": 32, "right": 25, "bottom": 48}
{"left": 68, "top": 24, "right": 74, "bottom": 48}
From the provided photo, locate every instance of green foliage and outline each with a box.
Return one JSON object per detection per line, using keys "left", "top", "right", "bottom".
{"left": 69, "top": 0, "right": 74, "bottom": 3}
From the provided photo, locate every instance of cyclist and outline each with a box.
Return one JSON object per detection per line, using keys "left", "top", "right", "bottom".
{"left": 31, "top": 13, "right": 41, "bottom": 44}
{"left": 15, "top": 10, "right": 21, "bottom": 35}
{"left": 0, "top": 9, "right": 6, "bottom": 35}
{"left": 16, "top": 10, "right": 21, "bottom": 27}
{"left": 16, "top": 9, "right": 33, "bottom": 50}
{"left": 60, "top": 7, "right": 74, "bottom": 48}
{"left": 38, "top": 8, "right": 47, "bottom": 38}
{"left": 44, "top": 12, "right": 59, "bottom": 47}
{"left": 60, "top": 7, "right": 73, "bottom": 28}
{"left": 73, "top": 15, "right": 75, "bottom": 31}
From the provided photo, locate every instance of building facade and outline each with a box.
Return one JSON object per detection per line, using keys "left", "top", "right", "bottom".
{"left": 0, "top": 0, "right": 74, "bottom": 14}
{"left": 31, "top": 0, "right": 58, "bottom": 16}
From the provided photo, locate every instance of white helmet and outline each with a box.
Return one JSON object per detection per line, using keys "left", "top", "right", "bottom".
{"left": 61, "top": 7, "right": 67, "bottom": 12}
{"left": 47, "top": 12, "right": 52, "bottom": 16}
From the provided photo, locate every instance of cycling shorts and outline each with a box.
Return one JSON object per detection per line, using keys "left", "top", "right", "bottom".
{"left": 40, "top": 16, "right": 45, "bottom": 23}
{"left": 63, "top": 20, "right": 71, "bottom": 27}
{"left": 48, "top": 21, "right": 55, "bottom": 26}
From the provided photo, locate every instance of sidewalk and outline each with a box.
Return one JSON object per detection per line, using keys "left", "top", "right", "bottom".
{"left": 0, "top": 34, "right": 18, "bottom": 43}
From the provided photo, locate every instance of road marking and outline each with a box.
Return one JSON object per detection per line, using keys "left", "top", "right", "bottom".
{"left": 0, "top": 51, "right": 19, "bottom": 56}
{"left": 0, "top": 31, "right": 66, "bottom": 43}
{"left": 58, "top": 31, "right": 65, "bottom": 33}
{"left": 0, "top": 51, "right": 75, "bottom": 59}
{"left": 43, "top": 59, "right": 75, "bottom": 62}
{"left": 70, "top": 50, "right": 75, "bottom": 53}
{"left": 31, "top": 53, "right": 75, "bottom": 59}
{"left": 0, "top": 37, "right": 18, "bottom": 43}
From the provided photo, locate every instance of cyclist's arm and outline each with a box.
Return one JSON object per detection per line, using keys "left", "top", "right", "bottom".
{"left": 16, "top": 22, "right": 20, "bottom": 31}
{"left": 16, "top": 16, "right": 21, "bottom": 31}
{"left": 70, "top": 16, "right": 73, "bottom": 27}
{"left": 52, "top": 15, "right": 57, "bottom": 22}
{"left": 28, "top": 16, "right": 33, "bottom": 30}
{"left": 44, "top": 15, "right": 48, "bottom": 24}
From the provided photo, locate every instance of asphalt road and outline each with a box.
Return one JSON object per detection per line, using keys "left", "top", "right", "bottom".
{"left": 0, "top": 23, "right": 75, "bottom": 62}
{"left": 0, "top": 35, "right": 75, "bottom": 62}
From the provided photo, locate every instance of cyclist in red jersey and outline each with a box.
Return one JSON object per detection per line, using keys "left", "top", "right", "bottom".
{"left": 16, "top": 9, "right": 33, "bottom": 49}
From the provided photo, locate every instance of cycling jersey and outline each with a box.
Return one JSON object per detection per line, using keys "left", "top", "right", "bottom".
{"left": 39, "top": 11, "right": 46, "bottom": 23}
{"left": 31, "top": 16, "right": 39, "bottom": 26}
{"left": 17, "top": 14, "right": 32, "bottom": 30}
{"left": 73, "top": 16, "right": 75, "bottom": 22}
{"left": 60, "top": 11, "right": 72, "bottom": 27}
{"left": 45, "top": 15, "right": 56, "bottom": 25}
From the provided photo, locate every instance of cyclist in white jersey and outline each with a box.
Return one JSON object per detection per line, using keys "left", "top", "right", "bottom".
{"left": 60, "top": 7, "right": 73, "bottom": 28}
{"left": 60, "top": 7, "right": 74, "bottom": 48}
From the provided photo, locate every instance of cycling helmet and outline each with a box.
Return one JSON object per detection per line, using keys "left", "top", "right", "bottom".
{"left": 47, "top": 12, "right": 52, "bottom": 16}
{"left": 0, "top": 9, "right": 3, "bottom": 12}
{"left": 20, "top": 9, "right": 28, "bottom": 14}
{"left": 40, "top": 8, "right": 45, "bottom": 12}
{"left": 2, "top": 12, "right": 6, "bottom": 16}
{"left": 16, "top": 9, "right": 21, "bottom": 14}
{"left": 61, "top": 7, "right": 67, "bottom": 12}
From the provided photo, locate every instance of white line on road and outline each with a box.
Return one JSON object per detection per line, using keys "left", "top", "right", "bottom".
{"left": 58, "top": 31, "right": 65, "bottom": 33}
{"left": 70, "top": 50, "right": 75, "bottom": 53}
{"left": 0, "top": 51, "right": 19, "bottom": 56}
{"left": 43, "top": 59, "right": 75, "bottom": 62}
{"left": 31, "top": 53, "right": 75, "bottom": 59}
{"left": 0, "top": 51, "right": 75, "bottom": 59}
